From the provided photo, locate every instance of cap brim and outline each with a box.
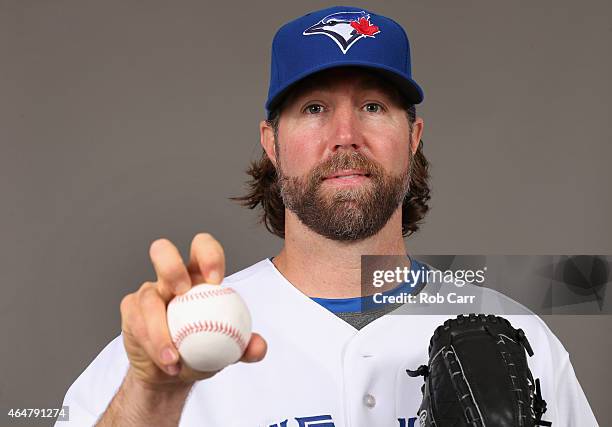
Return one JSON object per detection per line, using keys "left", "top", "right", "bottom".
{"left": 266, "top": 61, "right": 424, "bottom": 118}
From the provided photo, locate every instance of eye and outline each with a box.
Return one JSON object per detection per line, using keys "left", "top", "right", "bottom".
{"left": 363, "top": 103, "right": 383, "bottom": 113}
{"left": 304, "top": 104, "right": 324, "bottom": 114}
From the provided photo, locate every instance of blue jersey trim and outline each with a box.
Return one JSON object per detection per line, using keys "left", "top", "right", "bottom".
{"left": 311, "top": 258, "right": 428, "bottom": 313}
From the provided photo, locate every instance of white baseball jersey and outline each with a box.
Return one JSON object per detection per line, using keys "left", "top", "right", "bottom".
{"left": 57, "top": 258, "right": 599, "bottom": 426}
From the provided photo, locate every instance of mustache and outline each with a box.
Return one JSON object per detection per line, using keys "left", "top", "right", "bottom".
{"left": 310, "top": 151, "right": 382, "bottom": 182}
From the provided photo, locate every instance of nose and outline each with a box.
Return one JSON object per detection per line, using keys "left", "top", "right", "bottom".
{"left": 327, "top": 103, "right": 364, "bottom": 151}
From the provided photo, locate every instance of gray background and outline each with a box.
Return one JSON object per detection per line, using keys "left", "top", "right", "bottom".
{"left": 1, "top": 0, "right": 610, "bottom": 425}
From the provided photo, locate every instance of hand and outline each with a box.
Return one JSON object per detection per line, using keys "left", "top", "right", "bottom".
{"left": 119, "top": 233, "right": 267, "bottom": 391}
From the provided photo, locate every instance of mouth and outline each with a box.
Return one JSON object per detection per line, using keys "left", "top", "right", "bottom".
{"left": 323, "top": 170, "right": 371, "bottom": 180}
{"left": 321, "top": 169, "right": 372, "bottom": 187}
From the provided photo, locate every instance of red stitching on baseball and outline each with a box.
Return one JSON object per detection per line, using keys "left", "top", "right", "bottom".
{"left": 170, "top": 287, "right": 235, "bottom": 305}
{"left": 172, "top": 320, "right": 248, "bottom": 353}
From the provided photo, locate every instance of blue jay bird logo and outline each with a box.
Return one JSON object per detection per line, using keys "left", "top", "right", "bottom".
{"left": 303, "top": 11, "right": 381, "bottom": 54}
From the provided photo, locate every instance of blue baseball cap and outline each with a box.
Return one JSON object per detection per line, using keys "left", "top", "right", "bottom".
{"left": 265, "top": 6, "right": 424, "bottom": 118}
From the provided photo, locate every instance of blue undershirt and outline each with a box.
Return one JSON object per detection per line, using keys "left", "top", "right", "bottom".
{"left": 311, "top": 258, "right": 428, "bottom": 314}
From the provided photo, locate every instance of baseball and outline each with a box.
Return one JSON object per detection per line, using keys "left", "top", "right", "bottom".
{"left": 167, "top": 284, "right": 252, "bottom": 372}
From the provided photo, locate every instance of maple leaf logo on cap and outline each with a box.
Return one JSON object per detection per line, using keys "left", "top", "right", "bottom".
{"left": 350, "top": 17, "right": 380, "bottom": 37}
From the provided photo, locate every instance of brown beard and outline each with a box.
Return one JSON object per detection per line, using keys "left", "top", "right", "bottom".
{"left": 277, "top": 149, "right": 412, "bottom": 241}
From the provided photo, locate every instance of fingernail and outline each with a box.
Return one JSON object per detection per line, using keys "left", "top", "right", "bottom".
{"left": 161, "top": 346, "right": 177, "bottom": 364}
{"left": 208, "top": 271, "right": 221, "bottom": 284}
{"left": 165, "top": 364, "right": 180, "bottom": 376}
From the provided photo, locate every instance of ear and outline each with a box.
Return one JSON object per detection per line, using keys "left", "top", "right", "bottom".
{"left": 410, "top": 117, "right": 424, "bottom": 154}
{"left": 260, "top": 120, "right": 277, "bottom": 167}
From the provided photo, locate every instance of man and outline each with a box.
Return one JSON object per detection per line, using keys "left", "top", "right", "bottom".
{"left": 58, "top": 6, "right": 598, "bottom": 426}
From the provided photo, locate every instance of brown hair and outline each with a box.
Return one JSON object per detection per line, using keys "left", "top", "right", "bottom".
{"left": 231, "top": 85, "right": 431, "bottom": 239}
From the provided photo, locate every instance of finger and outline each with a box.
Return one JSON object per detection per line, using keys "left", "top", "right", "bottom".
{"left": 120, "top": 293, "right": 132, "bottom": 333}
{"left": 137, "top": 282, "right": 180, "bottom": 376}
{"left": 120, "top": 293, "right": 145, "bottom": 339}
{"left": 120, "top": 292, "right": 151, "bottom": 356}
{"left": 239, "top": 333, "right": 268, "bottom": 363}
{"left": 149, "top": 238, "right": 191, "bottom": 300}
{"left": 188, "top": 233, "right": 226, "bottom": 285}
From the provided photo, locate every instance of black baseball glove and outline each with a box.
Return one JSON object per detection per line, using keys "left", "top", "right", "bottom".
{"left": 407, "top": 314, "right": 551, "bottom": 426}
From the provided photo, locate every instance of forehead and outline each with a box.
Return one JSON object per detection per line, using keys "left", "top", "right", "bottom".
{"left": 281, "top": 67, "right": 404, "bottom": 106}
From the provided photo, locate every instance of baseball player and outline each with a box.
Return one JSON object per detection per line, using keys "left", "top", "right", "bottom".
{"left": 57, "top": 6, "right": 599, "bottom": 426}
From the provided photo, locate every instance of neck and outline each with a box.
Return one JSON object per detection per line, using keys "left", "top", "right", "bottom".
{"left": 272, "top": 208, "right": 410, "bottom": 298}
